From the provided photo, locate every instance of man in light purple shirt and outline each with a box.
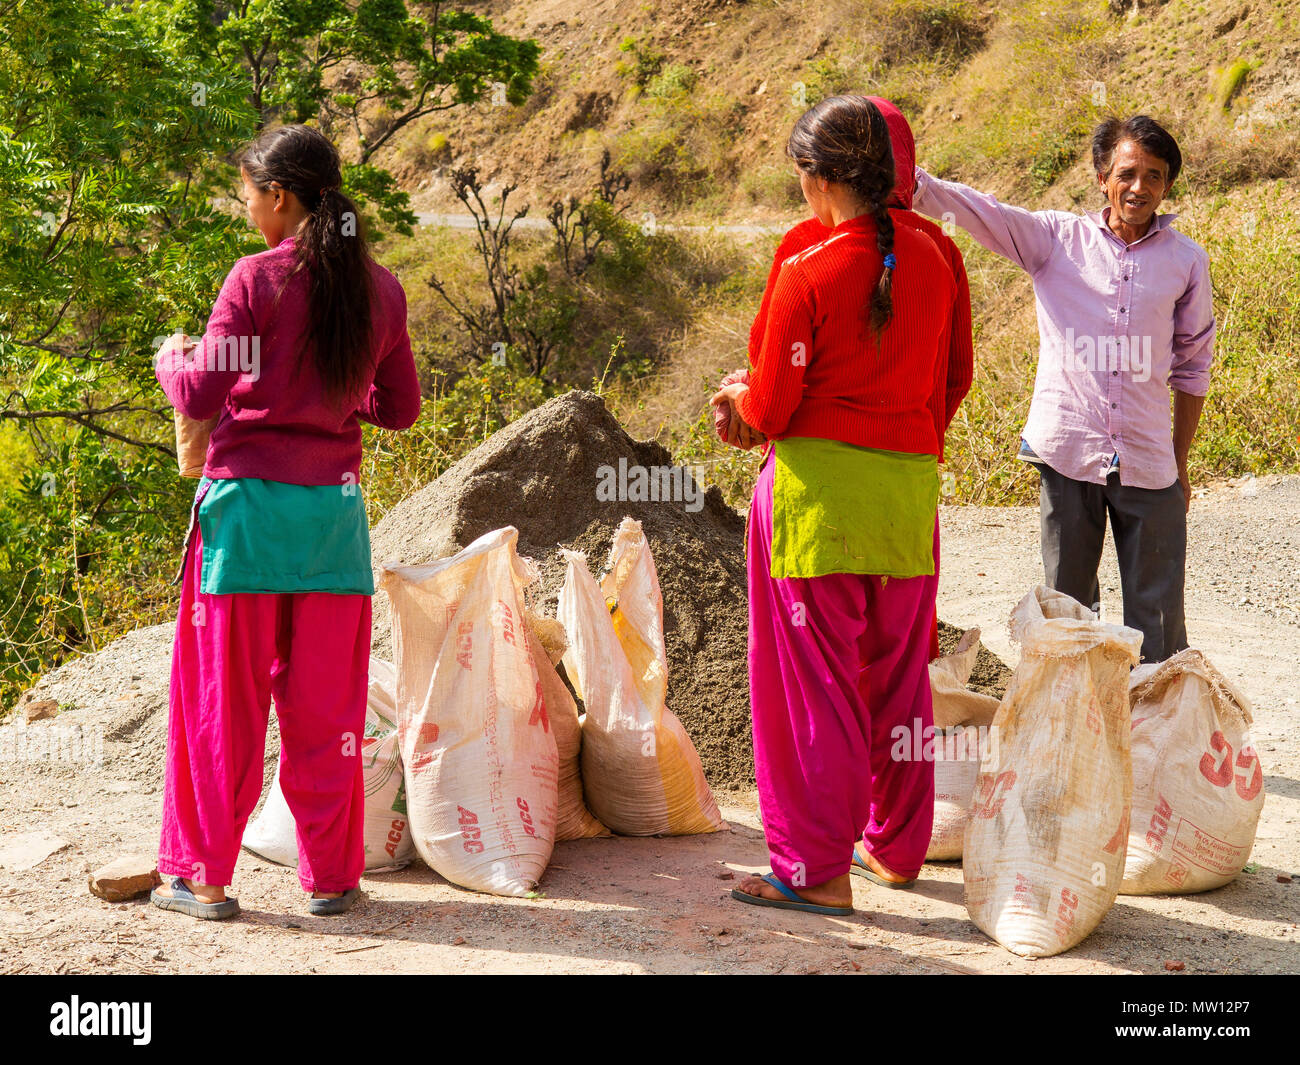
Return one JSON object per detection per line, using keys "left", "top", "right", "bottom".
{"left": 913, "top": 115, "right": 1215, "bottom": 662}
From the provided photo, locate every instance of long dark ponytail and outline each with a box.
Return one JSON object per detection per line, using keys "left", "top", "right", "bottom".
{"left": 786, "top": 95, "right": 896, "bottom": 337}
{"left": 239, "top": 124, "right": 375, "bottom": 405}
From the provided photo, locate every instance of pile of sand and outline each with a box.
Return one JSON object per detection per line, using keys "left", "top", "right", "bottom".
{"left": 368, "top": 390, "right": 756, "bottom": 788}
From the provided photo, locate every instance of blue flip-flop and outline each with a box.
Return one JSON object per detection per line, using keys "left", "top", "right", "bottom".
{"left": 308, "top": 886, "right": 362, "bottom": 916}
{"left": 731, "top": 872, "right": 853, "bottom": 916}
{"left": 850, "top": 849, "right": 915, "bottom": 889}
{"left": 150, "top": 877, "right": 241, "bottom": 920}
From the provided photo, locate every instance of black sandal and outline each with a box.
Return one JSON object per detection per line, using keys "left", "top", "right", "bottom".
{"left": 308, "top": 886, "right": 362, "bottom": 916}
{"left": 151, "top": 877, "right": 241, "bottom": 920}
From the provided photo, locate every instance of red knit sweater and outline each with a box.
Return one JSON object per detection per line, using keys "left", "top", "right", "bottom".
{"left": 737, "top": 213, "right": 958, "bottom": 456}
{"left": 745, "top": 213, "right": 973, "bottom": 459}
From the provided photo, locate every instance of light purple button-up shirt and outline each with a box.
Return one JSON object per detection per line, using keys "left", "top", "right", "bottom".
{"left": 914, "top": 167, "right": 1215, "bottom": 490}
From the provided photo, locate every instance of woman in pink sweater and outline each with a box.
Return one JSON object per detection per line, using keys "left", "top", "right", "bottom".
{"left": 151, "top": 125, "right": 421, "bottom": 919}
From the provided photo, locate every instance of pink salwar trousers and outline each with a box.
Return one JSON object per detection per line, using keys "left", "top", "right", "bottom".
{"left": 747, "top": 448, "right": 937, "bottom": 889}
{"left": 157, "top": 523, "right": 370, "bottom": 894}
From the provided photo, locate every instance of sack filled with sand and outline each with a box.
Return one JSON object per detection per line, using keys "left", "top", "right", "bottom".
{"left": 524, "top": 612, "right": 609, "bottom": 841}
{"left": 964, "top": 587, "right": 1141, "bottom": 957}
{"left": 927, "top": 628, "right": 1001, "bottom": 861}
{"left": 1121, "top": 649, "right": 1264, "bottom": 895}
{"left": 382, "top": 527, "right": 559, "bottom": 897}
{"left": 557, "top": 518, "right": 722, "bottom": 837}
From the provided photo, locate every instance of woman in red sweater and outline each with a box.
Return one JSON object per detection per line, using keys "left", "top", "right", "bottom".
{"left": 151, "top": 125, "right": 421, "bottom": 919}
{"left": 713, "top": 96, "right": 960, "bottom": 915}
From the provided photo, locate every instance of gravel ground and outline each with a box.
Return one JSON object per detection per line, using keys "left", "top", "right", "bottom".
{"left": 1, "top": 475, "right": 1296, "bottom": 974}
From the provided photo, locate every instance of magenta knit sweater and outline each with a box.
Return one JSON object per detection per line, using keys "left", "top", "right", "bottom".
{"left": 155, "top": 235, "right": 421, "bottom": 486}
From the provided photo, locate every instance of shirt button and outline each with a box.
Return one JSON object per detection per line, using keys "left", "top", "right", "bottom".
{"left": 1112, "top": 370, "right": 1118, "bottom": 375}
{"left": 1120, "top": 306, "right": 1127, "bottom": 313}
{"left": 1123, "top": 275, "right": 1129, "bottom": 280}
{"left": 1111, "top": 402, "right": 1117, "bottom": 408}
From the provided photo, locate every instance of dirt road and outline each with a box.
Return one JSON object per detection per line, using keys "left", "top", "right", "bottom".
{"left": 2, "top": 477, "right": 1296, "bottom": 974}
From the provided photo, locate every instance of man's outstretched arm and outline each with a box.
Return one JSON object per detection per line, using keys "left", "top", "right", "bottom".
{"left": 913, "top": 167, "right": 1058, "bottom": 276}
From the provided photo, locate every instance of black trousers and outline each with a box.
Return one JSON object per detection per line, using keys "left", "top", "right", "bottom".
{"left": 1037, "top": 464, "right": 1188, "bottom": 664}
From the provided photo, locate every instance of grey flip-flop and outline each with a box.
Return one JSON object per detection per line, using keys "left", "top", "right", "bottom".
{"left": 731, "top": 872, "right": 853, "bottom": 916}
{"left": 308, "top": 886, "right": 362, "bottom": 916}
{"left": 851, "top": 849, "right": 916, "bottom": 889}
{"left": 151, "top": 877, "right": 241, "bottom": 920}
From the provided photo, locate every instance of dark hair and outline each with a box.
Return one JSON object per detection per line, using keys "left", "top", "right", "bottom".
{"left": 239, "top": 124, "right": 375, "bottom": 405}
{"left": 786, "top": 95, "right": 896, "bottom": 336}
{"left": 1091, "top": 114, "right": 1182, "bottom": 187}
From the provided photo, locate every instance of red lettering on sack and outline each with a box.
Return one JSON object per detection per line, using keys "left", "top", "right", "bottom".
{"left": 972, "top": 770, "right": 1016, "bottom": 819}
{"left": 385, "top": 818, "right": 407, "bottom": 857}
{"left": 1085, "top": 698, "right": 1100, "bottom": 735}
{"left": 1196, "top": 733, "right": 1261, "bottom": 799}
{"left": 419, "top": 722, "right": 440, "bottom": 744}
{"left": 1103, "top": 811, "right": 1129, "bottom": 854}
{"left": 528, "top": 682, "right": 550, "bottom": 733}
{"left": 1234, "top": 746, "right": 1262, "bottom": 800}
{"left": 457, "top": 805, "right": 484, "bottom": 853}
{"left": 1054, "top": 887, "right": 1079, "bottom": 938}
{"left": 1199, "top": 731, "right": 1234, "bottom": 787}
{"left": 1145, "top": 795, "right": 1172, "bottom": 851}
{"left": 498, "top": 600, "right": 516, "bottom": 647}
{"left": 455, "top": 621, "right": 473, "bottom": 669}
{"left": 517, "top": 796, "right": 536, "bottom": 838}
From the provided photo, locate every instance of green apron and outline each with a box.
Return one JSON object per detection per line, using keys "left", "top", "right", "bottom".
{"left": 192, "top": 476, "right": 374, "bottom": 595}
{"left": 769, "top": 437, "right": 938, "bottom": 580}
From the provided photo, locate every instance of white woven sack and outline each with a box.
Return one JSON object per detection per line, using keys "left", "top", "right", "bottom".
{"left": 381, "top": 527, "right": 558, "bottom": 897}
{"left": 1122, "top": 648, "right": 1264, "bottom": 894}
{"left": 964, "top": 587, "right": 1142, "bottom": 957}
{"left": 523, "top": 614, "right": 609, "bottom": 840}
{"left": 557, "top": 517, "right": 722, "bottom": 837}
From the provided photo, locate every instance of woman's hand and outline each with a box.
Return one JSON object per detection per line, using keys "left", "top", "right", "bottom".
{"left": 712, "top": 369, "right": 749, "bottom": 442}
{"left": 155, "top": 332, "right": 198, "bottom": 372}
{"left": 709, "top": 381, "right": 767, "bottom": 450}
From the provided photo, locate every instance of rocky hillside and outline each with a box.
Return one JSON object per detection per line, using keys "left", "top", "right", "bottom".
{"left": 380, "top": 0, "right": 1299, "bottom": 217}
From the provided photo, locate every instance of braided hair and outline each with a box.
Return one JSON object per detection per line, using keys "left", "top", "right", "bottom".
{"left": 239, "top": 124, "right": 375, "bottom": 406}
{"left": 786, "top": 95, "right": 896, "bottom": 337}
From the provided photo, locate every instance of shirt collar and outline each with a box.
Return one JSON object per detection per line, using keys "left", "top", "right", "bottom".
{"left": 1086, "top": 205, "right": 1180, "bottom": 246}
{"left": 831, "top": 213, "right": 879, "bottom": 232}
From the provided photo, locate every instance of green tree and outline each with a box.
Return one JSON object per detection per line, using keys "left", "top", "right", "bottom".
{"left": 135, "top": 0, "right": 543, "bottom": 232}
{"left": 0, "top": 0, "right": 542, "bottom": 708}
{"left": 0, "top": 0, "right": 259, "bottom": 703}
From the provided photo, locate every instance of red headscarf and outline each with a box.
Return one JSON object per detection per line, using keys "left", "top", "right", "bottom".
{"left": 866, "top": 96, "right": 916, "bottom": 210}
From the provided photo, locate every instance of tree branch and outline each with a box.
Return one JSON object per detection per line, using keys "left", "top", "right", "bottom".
{"left": 0, "top": 405, "right": 176, "bottom": 457}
